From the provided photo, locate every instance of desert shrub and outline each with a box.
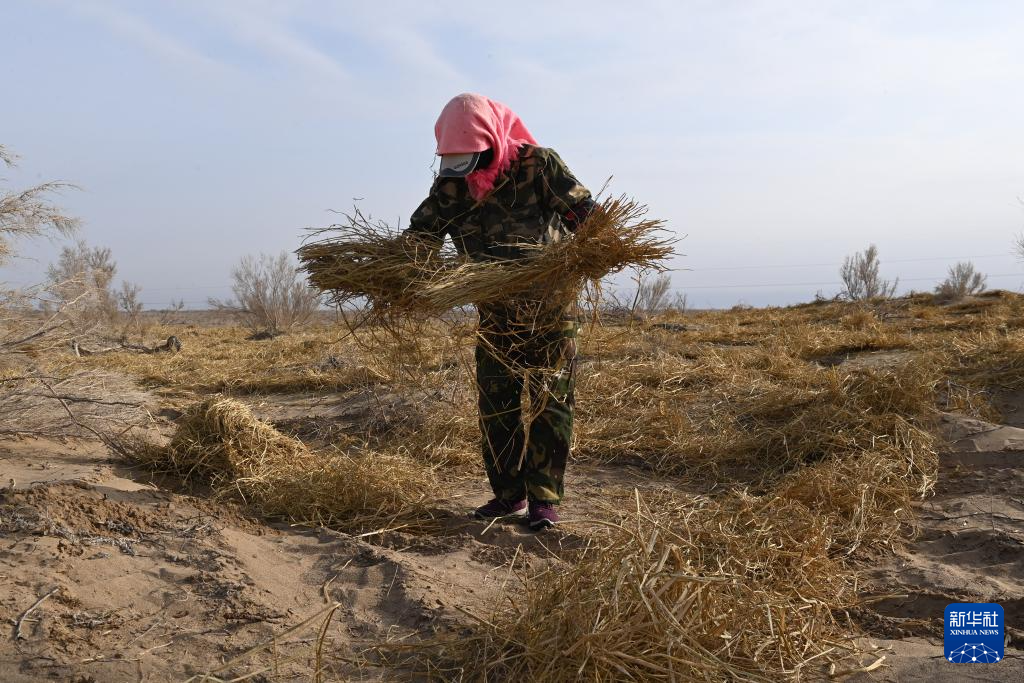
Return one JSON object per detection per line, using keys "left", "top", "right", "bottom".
{"left": 116, "top": 281, "right": 148, "bottom": 339}
{"left": 157, "top": 299, "right": 186, "bottom": 326}
{"left": 601, "top": 272, "right": 675, "bottom": 320}
{"left": 3, "top": 145, "right": 144, "bottom": 343}
{"left": 665, "top": 290, "right": 687, "bottom": 313}
{"left": 637, "top": 272, "right": 672, "bottom": 314}
{"left": 934, "top": 261, "right": 987, "bottom": 302}
{"left": 597, "top": 289, "right": 631, "bottom": 319}
{"left": 210, "top": 251, "right": 321, "bottom": 336}
{"left": 1, "top": 144, "right": 80, "bottom": 354}
{"left": 840, "top": 244, "right": 898, "bottom": 301}
{"left": 0, "top": 144, "right": 78, "bottom": 265}
{"left": 42, "top": 240, "right": 149, "bottom": 338}
{"left": 45, "top": 240, "right": 120, "bottom": 332}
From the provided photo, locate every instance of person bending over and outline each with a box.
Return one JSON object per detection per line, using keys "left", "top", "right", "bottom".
{"left": 405, "top": 93, "right": 596, "bottom": 531}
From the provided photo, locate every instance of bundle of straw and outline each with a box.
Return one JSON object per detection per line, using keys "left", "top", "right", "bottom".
{"left": 297, "top": 196, "right": 674, "bottom": 317}
{"left": 140, "top": 397, "right": 441, "bottom": 531}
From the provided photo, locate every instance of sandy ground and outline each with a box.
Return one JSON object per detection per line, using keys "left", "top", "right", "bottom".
{"left": 2, "top": 370, "right": 1023, "bottom": 680}
{"left": 0, "top": 429, "right": 630, "bottom": 681}
{"left": 848, "top": 411, "right": 1024, "bottom": 681}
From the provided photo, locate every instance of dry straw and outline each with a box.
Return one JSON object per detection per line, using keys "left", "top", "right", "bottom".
{"left": 402, "top": 326, "right": 941, "bottom": 680}
{"left": 136, "top": 397, "right": 441, "bottom": 531}
{"left": 91, "top": 294, "right": 990, "bottom": 680}
{"left": 407, "top": 491, "right": 864, "bottom": 682}
{"left": 297, "top": 196, "right": 674, "bottom": 319}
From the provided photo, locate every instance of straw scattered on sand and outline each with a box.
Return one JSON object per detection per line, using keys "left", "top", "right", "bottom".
{"left": 134, "top": 397, "right": 442, "bottom": 532}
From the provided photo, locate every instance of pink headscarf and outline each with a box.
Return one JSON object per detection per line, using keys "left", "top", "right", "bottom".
{"left": 434, "top": 93, "right": 538, "bottom": 200}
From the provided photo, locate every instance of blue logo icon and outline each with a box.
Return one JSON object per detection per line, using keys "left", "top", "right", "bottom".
{"left": 944, "top": 603, "right": 1004, "bottom": 663}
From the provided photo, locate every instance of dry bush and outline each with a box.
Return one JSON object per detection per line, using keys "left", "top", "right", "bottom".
{"left": 0, "top": 144, "right": 78, "bottom": 265}
{"left": 44, "top": 240, "right": 127, "bottom": 335}
{"left": 666, "top": 290, "right": 687, "bottom": 314}
{"left": 0, "top": 286, "right": 67, "bottom": 354}
{"left": 131, "top": 397, "right": 442, "bottom": 531}
{"left": 637, "top": 272, "right": 672, "bottom": 314}
{"left": 157, "top": 299, "right": 186, "bottom": 326}
{"left": 602, "top": 272, "right": 677, "bottom": 321}
{"left": 840, "top": 244, "right": 898, "bottom": 301}
{"left": 1, "top": 144, "right": 80, "bottom": 355}
{"left": 934, "top": 261, "right": 987, "bottom": 302}
{"left": 115, "top": 280, "right": 149, "bottom": 341}
{"left": 210, "top": 251, "right": 321, "bottom": 336}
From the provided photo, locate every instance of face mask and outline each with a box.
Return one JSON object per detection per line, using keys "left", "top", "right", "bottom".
{"left": 475, "top": 148, "right": 495, "bottom": 171}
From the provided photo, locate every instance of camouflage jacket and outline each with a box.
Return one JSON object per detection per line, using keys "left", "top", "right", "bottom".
{"left": 406, "top": 145, "right": 594, "bottom": 262}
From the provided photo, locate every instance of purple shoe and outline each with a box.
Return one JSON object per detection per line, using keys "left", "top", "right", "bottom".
{"left": 473, "top": 498, "right": 527, "bottom": 520}
{"left": 528, "top": 501, "right": 560, "bottom": 530}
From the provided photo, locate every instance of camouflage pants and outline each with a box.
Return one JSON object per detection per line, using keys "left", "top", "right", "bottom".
{"left": 476, "top": 318, "right": 577, "bottom": 504}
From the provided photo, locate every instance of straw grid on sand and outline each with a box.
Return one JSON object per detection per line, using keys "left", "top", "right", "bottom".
{"left": 119, "top": 303, "right": 948, "bottom": 680}
{"left": 93, "top": 297, "right": 959, "bottom": 680}
{"left": 104, "top": 261, "right": 1017, "bottom": 680}
{"left": 392, "top": 352, "right": 939, "bottom": 681}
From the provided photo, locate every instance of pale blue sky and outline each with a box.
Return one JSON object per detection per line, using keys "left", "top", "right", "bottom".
{"left": 2, "top": 0, "right": 1024, "bottom": 308}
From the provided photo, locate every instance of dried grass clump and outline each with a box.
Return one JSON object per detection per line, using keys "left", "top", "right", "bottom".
{"left": 575, "top": 331, "right": 938, "bottom": 493}
{"left": 951, "top": 329, "right": 1024, "bottom": 392}
{"left": 723, "top": 363, "right": 939, "bottom": 475}
{"left": 297, "top": 197, "right": 673, "bottom": 319}
{"left": 778, "top": 447, "right": 929, "bottom": 555}
{"left": 139, "top": 397, "right": 441, "bottom": 531}
{"left": 424, "top": 492, "right": 862, "bottom": 681}
{"left": 162, "top": 396, "right": 315, "bottom": 484}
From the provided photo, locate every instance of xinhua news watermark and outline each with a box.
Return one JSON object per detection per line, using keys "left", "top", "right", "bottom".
{"left": 944, "top": 603, "right": 1004, "bottom": 664}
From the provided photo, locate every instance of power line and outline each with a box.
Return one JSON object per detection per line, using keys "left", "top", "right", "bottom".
{"left": 130, "top": 284, "right": 229, "bottom": 292}
{"left": 137, "top": 300, "right": 215, "bottom": 306}
{"left": 688, "top": 253, "right": 1011, "bottom": 272}
{"left": 678, "top": 272, "right": 1023, "bottom": 290}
